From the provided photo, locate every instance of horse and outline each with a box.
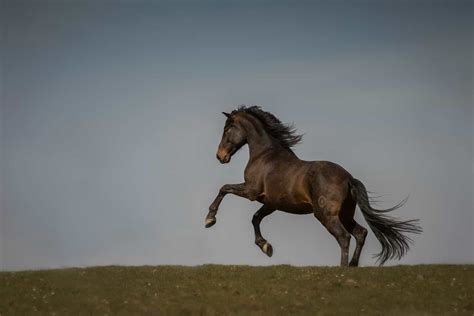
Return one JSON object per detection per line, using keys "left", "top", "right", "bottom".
{"left": 205, "top": 105, "right": 422, "bottom": 266}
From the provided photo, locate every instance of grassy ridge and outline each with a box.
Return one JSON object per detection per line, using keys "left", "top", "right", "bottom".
{"left": 0, "top": 265, "right": 473, "bottom": 315}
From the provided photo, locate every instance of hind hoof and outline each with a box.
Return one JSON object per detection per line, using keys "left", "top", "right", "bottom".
{"left": 205, "top": 217, "right": 216, "bottom": 228}
{"left": 349, "top": 260, "right": 359, "bottom": 267}
{"left": 262, "top": 242, "right": 273, "bottom": 257}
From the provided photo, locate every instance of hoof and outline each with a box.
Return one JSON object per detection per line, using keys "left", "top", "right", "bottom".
{"left": 262, "top": 242, "right": 273, "bottom": 257}
{"left": 205, "top": 217, "right": 216, "bottom": 228}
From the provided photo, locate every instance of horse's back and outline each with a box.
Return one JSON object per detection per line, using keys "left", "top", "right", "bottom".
{"left": 308, "top": 160, "right": 353, "bottom": 183}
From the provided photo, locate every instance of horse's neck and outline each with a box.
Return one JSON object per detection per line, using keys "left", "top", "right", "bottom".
{"left": 242, "top": 116, "right": 279, "bottom": 161}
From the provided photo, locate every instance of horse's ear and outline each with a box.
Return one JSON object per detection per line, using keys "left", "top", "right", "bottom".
{"left": 222, "top": 112, "right": 231, "bottom": 118}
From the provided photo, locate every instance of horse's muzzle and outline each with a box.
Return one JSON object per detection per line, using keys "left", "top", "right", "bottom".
{"left": 216, "top": 153, "right": 230, "bottom": 164}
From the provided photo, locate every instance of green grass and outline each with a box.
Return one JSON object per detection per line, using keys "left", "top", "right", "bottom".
{"left": 0, "top": 265, "right": 472, "bottom": 315}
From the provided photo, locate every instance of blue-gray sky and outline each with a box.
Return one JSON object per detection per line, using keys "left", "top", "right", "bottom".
{"left": 1, "top": 0, "right": 472, "bottom": 271}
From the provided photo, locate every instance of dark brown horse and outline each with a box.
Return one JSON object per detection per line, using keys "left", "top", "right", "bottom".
{"left": 205, "top": 106, "right": 422, "bottom": 266}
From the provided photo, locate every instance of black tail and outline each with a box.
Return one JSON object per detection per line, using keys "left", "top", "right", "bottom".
{"left": 350, "top": 178, "right": 422, "bottom": 265}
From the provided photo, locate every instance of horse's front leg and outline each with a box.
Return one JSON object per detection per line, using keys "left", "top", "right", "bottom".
{"left": 205, "top": 183, "right": 252, "bottom": 228}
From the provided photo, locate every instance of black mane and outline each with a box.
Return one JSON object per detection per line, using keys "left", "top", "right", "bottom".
{"left": 231, "top": 105, "right": 303, "bottom": 149}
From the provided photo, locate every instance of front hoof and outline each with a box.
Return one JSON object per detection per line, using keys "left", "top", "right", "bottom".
{"left": 205, "top": 217, "right": 216, "bottom": 228}
{"left": 262, "top": 242, "right": 273, "bottom": 257}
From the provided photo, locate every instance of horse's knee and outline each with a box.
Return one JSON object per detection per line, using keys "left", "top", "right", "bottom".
{"left": 219, "top": 184, "right": 231, "bottom": 194}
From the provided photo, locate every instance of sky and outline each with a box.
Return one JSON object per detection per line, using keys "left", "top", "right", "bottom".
{"left": 0, "top": 0, "right": 472, "bottom": 271}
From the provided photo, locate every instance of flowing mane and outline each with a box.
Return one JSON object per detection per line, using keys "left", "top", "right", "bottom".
{"left": 231, "top": 105, "right": 303, "bottom": 149}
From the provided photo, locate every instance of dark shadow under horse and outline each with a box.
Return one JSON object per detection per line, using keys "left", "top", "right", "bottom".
{"left": 205, "top": 106, "right": 422, "bottom": 266}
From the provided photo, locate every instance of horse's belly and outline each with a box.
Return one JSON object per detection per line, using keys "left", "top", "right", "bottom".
{"left": 261, "top": 193, "right": 314, "bottom": 214}
{"left": 278, "top": 206, "right": 313, "bottom": 215}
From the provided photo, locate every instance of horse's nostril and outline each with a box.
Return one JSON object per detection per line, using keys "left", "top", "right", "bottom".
{"left": 216, "top": 154, "right": 220, "bottom": 161}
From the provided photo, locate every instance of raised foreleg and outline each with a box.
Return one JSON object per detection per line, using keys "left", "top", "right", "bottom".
{"left": 205, "top": 183, "right": 258, "bottom": 228}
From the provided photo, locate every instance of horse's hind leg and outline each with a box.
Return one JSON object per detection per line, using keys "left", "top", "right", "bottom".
{"left": 347, "top": 221, "right": 368, "bottom": 267}
{"left": 252, "top": 205, "right": 275, "bottom": 257}
{"left": 314, "top": 204, "right": 351, "bottom": 266}
{"left": 339, "top": 200, "right": 368, "bottom": 267}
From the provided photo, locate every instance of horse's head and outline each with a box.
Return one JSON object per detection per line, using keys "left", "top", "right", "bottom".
{"left": 216, "top": 112, "right": 247, "bottom": 164}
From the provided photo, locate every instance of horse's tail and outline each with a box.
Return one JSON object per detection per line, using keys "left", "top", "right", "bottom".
{"left": 349, "top": 178, "right": 422, "bottom": 265}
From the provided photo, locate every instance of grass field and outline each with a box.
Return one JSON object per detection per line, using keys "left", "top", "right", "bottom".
{"left": 0, "top": 265, "right": 472, "bottom": 315}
